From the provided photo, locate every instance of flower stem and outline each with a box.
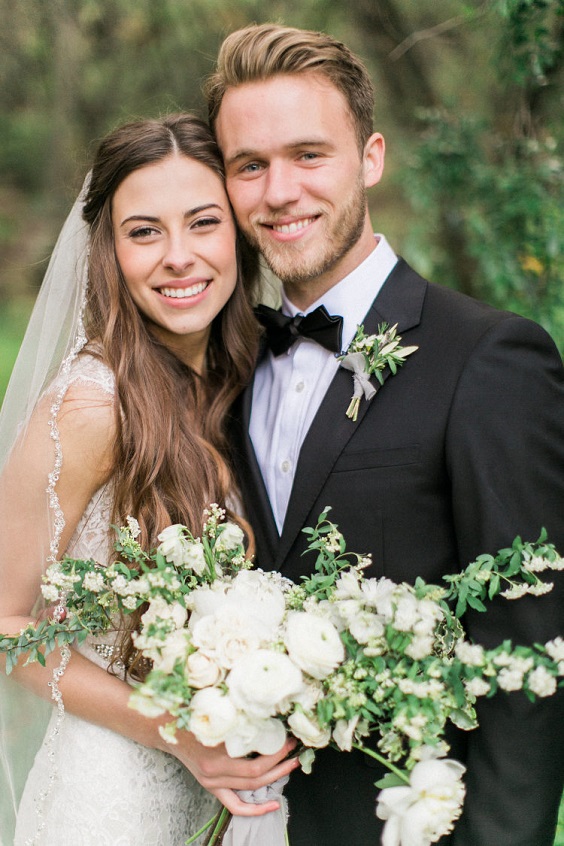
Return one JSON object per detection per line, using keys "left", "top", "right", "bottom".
{"left": 353, "top": 743, "right": 410, "bottom": 784}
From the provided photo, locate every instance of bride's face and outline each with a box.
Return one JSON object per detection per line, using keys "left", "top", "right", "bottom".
{"left": 112, "top": 153, "right": 238, "bottom": 372}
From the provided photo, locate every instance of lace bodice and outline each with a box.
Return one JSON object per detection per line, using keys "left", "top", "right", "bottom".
{"left": 15, "top": 353, "right": 219, "bottom": 845}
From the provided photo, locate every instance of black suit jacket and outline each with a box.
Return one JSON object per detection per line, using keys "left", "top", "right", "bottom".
{"left": 230, "top": 259, "right": 564, "bottom": 846}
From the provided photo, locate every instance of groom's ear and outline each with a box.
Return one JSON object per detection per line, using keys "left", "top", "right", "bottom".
{"left": 362, "top": 133, "right": 385, "bottom": 189}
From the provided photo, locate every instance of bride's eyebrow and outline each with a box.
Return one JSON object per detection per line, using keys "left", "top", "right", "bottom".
{"left": 119, "top": 204, "right": 224, "bottom": 227}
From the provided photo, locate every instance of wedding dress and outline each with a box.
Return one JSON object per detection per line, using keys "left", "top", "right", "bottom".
{"left": 13, "top": 353, "right": 218, "bottom": 846}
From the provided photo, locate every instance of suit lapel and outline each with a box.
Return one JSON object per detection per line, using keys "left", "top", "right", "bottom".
{"left": 232, "top": 369, "right": 280, "bottom": 566}
{"left": 276, "top": 259, "right": 427, "bottom": 567}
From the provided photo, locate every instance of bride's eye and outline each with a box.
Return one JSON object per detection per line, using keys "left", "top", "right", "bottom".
{"left": 191, "top": 217, "right": 221, "bottom": 230}
{"left": 129, "top": 226, "right": 159, "bottom": 239}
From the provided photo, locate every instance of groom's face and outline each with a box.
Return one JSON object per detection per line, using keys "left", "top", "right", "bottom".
{"left": 215, "top": 71, "right": 384, "bottom": 308}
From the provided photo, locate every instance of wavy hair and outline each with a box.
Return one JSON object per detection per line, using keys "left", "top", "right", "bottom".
{"left": 205, "top": 23, "right": 375, "bottom": 153}
{"left": 81, "top": 115, "right": 259, "bottom": 667}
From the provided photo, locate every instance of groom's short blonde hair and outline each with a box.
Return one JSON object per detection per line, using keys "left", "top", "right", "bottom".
{"left": 204, "top": 23, "right": 375, "bottom": 153}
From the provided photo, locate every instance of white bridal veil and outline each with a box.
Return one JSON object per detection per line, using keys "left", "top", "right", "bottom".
{"left": 0, "top": 180, "right": 90, "bottom": 845}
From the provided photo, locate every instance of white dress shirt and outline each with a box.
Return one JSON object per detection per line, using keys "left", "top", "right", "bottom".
{"left": 249, "top": 235, "right": 398, "bottom": 533}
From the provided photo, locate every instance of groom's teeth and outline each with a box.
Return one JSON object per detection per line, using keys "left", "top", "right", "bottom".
{"left": 272, "top": 218, "right": 315, "bottom": 234}
{"left": 160, "top": 282, "right": 208, "bottom": 299}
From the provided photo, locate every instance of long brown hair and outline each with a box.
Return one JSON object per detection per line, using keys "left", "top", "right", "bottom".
{"left": 82, "top": 113, "right": 259, "bottom": 558}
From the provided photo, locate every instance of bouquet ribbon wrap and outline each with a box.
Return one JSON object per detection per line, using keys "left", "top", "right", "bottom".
{"left": 222, "top": 776, "right": 289, "bottom": 846}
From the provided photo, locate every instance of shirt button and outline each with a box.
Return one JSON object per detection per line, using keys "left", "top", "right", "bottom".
{"left": 281, "top": 460, "right": 291, "bottom": 473}
{"left": 295, "top": 381, "right": 305, "bottom": 393}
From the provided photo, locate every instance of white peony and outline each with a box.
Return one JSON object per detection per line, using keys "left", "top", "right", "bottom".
{"left": 189, "top": 687, "right": 238, "bottom": 747}
{"left": 227, "top": 649, "right": 304, "bottom": 719}
{"left": 287, "top": 710, "right": 331, "bottom": 748}
{"left": 284, "top": 611, "right": 345, "bottom": 680}
{"left": 191, "top": 608, "right": 267, "bottom": 669}
{"left": 376, "top": 756, "right": 466, "bottom": 846}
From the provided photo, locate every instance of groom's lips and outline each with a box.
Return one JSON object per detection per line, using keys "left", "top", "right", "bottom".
{"left": 261, "top": 215, "right": 320, "bottom": 241}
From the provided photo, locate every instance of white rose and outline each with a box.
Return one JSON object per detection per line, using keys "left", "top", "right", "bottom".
{"left": 287, "top": 710, "right": 331, "bottom": 748}
{"left": 185, "top": 651, "right": 223, "bottom": 688}
{"left": 227, "top": 649, "right": 304, "bottom": 718}
{"left": 284, "top": 611, "right": 344, "bottom": 680}
{"left": 224, "top": 714, "right": 287, "bottom": 758}
{"left": 189, "top": 687, "right": 238, "bottom": 747}
{"left": 376, "top": 757, "right": 466, "bottom": 846}
{"left": 214, "top": 522, "right": 245, "bottom": 553}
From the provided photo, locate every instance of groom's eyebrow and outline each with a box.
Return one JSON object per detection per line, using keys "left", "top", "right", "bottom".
{"left": 224, "top": 139, "right": 330, "bottom": 167}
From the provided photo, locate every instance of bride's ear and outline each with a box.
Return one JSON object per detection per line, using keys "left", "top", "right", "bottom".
{"left": 362, "top": 133, "right": 385, "bottom": 189}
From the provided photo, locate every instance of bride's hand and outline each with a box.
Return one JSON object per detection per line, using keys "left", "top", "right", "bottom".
{"left": 163, "top": 730, "right": 299, "bottom": 815}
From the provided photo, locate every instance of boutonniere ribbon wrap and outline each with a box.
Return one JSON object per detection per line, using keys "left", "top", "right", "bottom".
{"left": 339, "top": 323, "right": 418, "bottom": 421}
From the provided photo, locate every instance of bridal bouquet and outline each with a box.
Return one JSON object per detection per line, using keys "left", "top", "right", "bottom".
{"left": 2, "top": 506, "right": 564, "bottom": 846}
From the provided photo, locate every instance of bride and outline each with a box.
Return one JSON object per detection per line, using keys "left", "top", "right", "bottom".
{"left": 0, "top": 113, "right": 296, "bottom": 845}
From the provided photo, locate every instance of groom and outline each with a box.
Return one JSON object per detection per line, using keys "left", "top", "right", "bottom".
{"left": 205, "top": 23, "right": 564, "bottom": 845}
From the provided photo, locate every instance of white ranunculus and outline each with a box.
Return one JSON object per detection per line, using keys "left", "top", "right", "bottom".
{"left": 376, "top": 757, "right": 466, "bottom": 846}
{"left": 227, "top": 649, "right": 304, "bottom": 719}
{"left": 284, "top": 611, "right": 345, "bottom": 680}
{"left": 185, "top": 651, "right": 224, "bottom": 688}
{"left": 141, "top": 596, "right": 187, "bottom": 630}
{"left": 292, "top": 679, "right": 324, "bottom": 712}
{"left": 214, "top": 521, "right": 245, "bottom": 553}
{"left": 189, "top": 687, "right": 238, "bottom": 747}
{"left": 152, "top": 628, "right": 190, "bottom": 674}
{"left": 224, "top": 714, "right": 287, "bottom": 758}
{"left": 287, "top": 710, "right": 331, "bottom": 748}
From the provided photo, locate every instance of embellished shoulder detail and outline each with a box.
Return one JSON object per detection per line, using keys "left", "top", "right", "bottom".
{"left": 55, "top": 349, "right": 115, "bottom": 398}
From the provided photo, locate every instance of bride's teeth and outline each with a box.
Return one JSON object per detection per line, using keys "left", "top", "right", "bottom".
{"left": 160, "top": 282, "right": 208, "bottom": 299}
{"left": 272, "top": 218, "right": 314, "bottom": 234}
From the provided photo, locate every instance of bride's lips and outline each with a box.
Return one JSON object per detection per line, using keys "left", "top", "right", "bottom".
{"left": 155, "top": 278, "right": 211, "bottom": 306}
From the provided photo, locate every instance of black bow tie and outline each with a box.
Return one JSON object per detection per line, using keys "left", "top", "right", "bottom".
{"left": 255, "top": 304, "right": 344, "bottom": 356}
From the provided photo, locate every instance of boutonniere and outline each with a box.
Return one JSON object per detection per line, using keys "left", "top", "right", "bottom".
{"left": 338, "top": 323, "right": 418, "bottom": 421}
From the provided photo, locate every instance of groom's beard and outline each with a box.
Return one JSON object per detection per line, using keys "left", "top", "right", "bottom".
{"left": 242, "top": 174, "right": 367, "bottom": 287}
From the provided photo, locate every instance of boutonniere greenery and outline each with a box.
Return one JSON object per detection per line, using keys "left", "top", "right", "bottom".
{"left": 338, "top": 323, "right": 418, "bottom": 421}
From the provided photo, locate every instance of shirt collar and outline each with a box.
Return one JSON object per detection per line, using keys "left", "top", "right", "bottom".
{"left": 281, "top": 235, "right": 398, "bottom": 351}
